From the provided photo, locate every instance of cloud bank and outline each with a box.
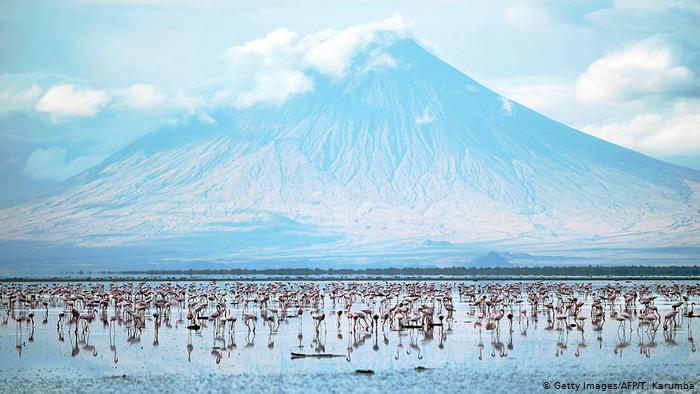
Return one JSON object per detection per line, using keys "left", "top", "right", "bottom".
{"left": 583, "top": 99, "right": 700, "bottom": 157}
{"left": 114, "top": 84, "right": 167, "bottom": 110}
{"left": 35, "top": 84, "right": 110, "bottom": 117}
{"left": 220, "top": 15, "right": 408, "bottom": 107}
{"left": 576, "top": 37, "right": 696, "bottom": 104}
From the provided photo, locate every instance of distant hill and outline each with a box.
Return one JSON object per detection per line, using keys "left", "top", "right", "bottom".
{"left": 422, "top": 239, "right": 453, "bottom": 247}
{"left": 471, "top": 252, "right": 512, "bottom": 268}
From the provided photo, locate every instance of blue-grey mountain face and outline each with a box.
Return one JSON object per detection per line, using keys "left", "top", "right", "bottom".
{"left": 1, "top": 37, "right": 699, "bottom": 268}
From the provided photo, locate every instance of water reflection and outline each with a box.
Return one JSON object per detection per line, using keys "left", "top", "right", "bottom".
{"left": 1, "top": 280, "right": 699, "bottom": 366}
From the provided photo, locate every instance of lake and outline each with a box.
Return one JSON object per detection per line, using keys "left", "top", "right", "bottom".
{"left": 1, "top": 280, "right": 698, "bottom": 393}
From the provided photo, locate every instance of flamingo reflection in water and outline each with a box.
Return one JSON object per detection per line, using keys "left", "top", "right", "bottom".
{"left": 0, "top": 280, "right": 698, "bottom": 366}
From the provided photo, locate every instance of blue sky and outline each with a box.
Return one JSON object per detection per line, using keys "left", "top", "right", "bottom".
{"left": 1, "top": 0, "right": 699, "bottom": 206}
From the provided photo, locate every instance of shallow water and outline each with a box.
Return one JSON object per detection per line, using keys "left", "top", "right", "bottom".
{"left": 1, "top": 280, "right": 698, "bottom": 393}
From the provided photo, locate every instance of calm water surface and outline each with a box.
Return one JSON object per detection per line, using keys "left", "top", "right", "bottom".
{"left": 0, "top": 280, "right": 698, "bottom": 393}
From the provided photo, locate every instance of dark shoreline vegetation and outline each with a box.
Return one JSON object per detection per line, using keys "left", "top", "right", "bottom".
{"left": 3, "top": 265, "right": 700, "bottom": 282}
{"left": 118, "top": 265, "right": 700, "bottom": 277}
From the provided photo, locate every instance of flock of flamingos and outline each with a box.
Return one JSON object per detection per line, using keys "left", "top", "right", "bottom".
{"left": 2, "top": 280, "right": 699, "bottom": 364}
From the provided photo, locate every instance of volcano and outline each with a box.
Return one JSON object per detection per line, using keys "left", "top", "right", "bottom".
{"left": 1, "top": 34, "right": 699, "bottom": 270}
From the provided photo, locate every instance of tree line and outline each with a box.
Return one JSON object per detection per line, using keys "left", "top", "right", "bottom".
{"left": 116, "top": 265, "right": 700, "bottom": 277}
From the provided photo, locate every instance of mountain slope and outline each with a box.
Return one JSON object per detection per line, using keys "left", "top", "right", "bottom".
{"left": 1, "top": 36, "right": 699, "bottom": 266}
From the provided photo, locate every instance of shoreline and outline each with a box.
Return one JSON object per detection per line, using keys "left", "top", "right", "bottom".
{"left": 2, "top": 275, "right": 700, "bottom": 283}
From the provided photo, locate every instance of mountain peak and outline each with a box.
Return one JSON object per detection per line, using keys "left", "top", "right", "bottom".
{"left": 1, "top": 30, "right": 699, "bottom": 268}
{"left": 471, "top": 252, "right": 512, "bottom": 268}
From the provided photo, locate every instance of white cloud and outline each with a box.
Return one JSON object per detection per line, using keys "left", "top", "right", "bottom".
{"left": 298, "top": 15, "right": 408, "bottom": 77}
{"left": 24, "top": 147, "right": 101, "bottom": 181}
{"left": 415, "top": 108, "right": 434, "bottom": 125}
{"left": 114, "top": 84, "right": 166, "bottom": 110}
{"left": 222, "top": 28, "right": 299, "bottom": 70}
{"left": 0, "top": 84, "right": 42, "bottom": 112}
{"left": 171, "top": 89, "right": 215, "bottom": 124}
{"left": 172, "top": 89, "right": 203, "bottom": 112}
{"left": 220, "top": 15, "right": 408, "bottom": 108}
{"left": 362, "top": 50, "right": 398, "bottom": 72}
{"left": 582, "top": 99, "right": 700, "bottom": 157}
{"left": 576, "top": 38, "right": 695, "bottom": 104}
{"left": 35, "top": 84, "right": 110, "bottom": 117}
{"left": 495, "top": 33, "right": 700, "bottom": 161}
{"left": 235, "top": 69, "right": 313, "bottom": 108}
{"left": 497, "top": 74, "right": 700, "bottom": 160}
{"left": 500, "top": 96, "right": 513, "bottom": 115}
